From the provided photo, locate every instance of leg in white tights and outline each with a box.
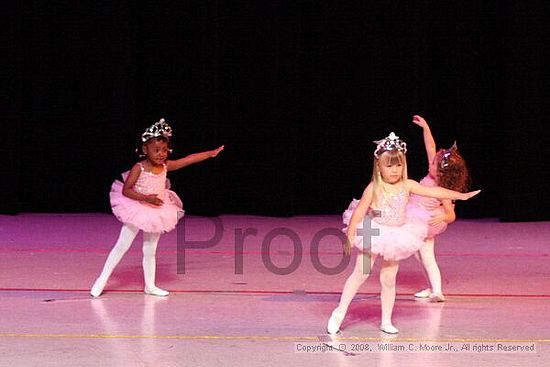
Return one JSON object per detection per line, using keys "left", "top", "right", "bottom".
{"left": 379, "top": 259, "right": 399, "bottom": 333}
{"left": 327, "top": 252, "right": 376, "bottom": 334}
{"left": 418, "top": 238, "right": 444, "bottom": 300}
{"left": 91, "top": 224, "right": 139, "bottom": 297}
{"left": 142, "top": 232, "right": 169, "bottom": 296}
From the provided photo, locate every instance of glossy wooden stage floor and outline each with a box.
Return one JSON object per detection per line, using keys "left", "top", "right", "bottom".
{"left": 1, "top": 214, "right": 549, "bottom": 366}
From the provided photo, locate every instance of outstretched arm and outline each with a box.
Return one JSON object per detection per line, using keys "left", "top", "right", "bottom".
{"left": 167, "top": 145, "right": 224, "bottom": 171}
{"left": 345, "top": 183, "right": 374, "bottom": 254}
{"left": 412, "top": 115, "right": 437, "bottom": 165}
{"left": 406, "top": 179, "right": 480, "bottom": 201}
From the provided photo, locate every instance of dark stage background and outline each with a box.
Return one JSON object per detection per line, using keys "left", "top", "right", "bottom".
{"left": 4, "top": 1, "right": 550, "bottom": 221}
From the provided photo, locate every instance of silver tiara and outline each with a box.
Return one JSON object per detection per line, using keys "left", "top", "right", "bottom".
{"left": 141, "top": 118, "right": 173, "bottom": 142}
{"left": 373, "top": 132, "right": 407, "bottom": 159}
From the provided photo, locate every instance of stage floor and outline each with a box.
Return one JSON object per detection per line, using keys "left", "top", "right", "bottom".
{"left": 1, "top": 214, "right": 549, "bottom": 366}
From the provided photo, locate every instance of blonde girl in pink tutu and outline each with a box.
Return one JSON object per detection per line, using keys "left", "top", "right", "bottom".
{"left": 327, "top": 132, "right": 479, "bottom": 334}
{"left": 407, "top": 115, "right": 470, "bottom": 302}
{"left": 91, "top": 118, "right": 223, "bottom": 297}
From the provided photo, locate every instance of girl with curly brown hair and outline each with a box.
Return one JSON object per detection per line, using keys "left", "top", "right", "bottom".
{"left": 407, "top": 115, "right": 471, "bottom": 302}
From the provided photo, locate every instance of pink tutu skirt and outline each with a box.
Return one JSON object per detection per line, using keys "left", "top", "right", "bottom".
{"left": 110, "top": 179, "right": 184, "bottom": 234}
{"left": 343, "top": 199, "right": 427, "bottom": 261}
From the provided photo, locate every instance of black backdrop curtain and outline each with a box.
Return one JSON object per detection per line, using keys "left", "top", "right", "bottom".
{"left": 4, "top": 1, "right": 550, "bottom": 220}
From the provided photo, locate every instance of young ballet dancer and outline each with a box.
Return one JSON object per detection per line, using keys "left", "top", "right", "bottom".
{"left": 91, "top": 118, "right": 224, "bottom": 297}
{"left": 407, "top": 115, "right": 470, "bottom": 302}
{"left": 327, "top": 132, "right": 479, "bottom": 334}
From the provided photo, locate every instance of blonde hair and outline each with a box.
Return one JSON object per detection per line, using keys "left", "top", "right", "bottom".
{"left": 371, "top": 150, "right": 408, "bottom": 205}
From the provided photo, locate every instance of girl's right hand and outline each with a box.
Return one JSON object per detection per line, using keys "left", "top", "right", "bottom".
{"left": 460, "top": 190, "right": 481, "bottom": 200}
{"left": 344, "top": 234, "right": 355, "bottom": 255}
{"left": 143, "top": 194, "right": 164, "bottom": 206}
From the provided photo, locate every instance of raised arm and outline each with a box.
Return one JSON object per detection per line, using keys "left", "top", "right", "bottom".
{"left": 166, "top": 145, "right": 224, "bottom": 171}
{"left": 412, "top": 115, "right": 437, "bottom": 165}
{"left": 406, "top": 179, "right": 480, "bottom": 201}
{"left": 345, "top": 183, "right": 374, "bottom": 254}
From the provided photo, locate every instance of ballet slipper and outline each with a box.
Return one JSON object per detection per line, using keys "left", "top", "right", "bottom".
{"left": 327, "top": 309, "right": 345, "bottom": 335}
{"left": 144, "top": 286, "right": 169, "bottom": 297}
{"left": 414, "top": 288, "right": 432, "bottom": 298}
{"left": 380, "top": 323, "right": 399, "bottom": 334}
{"left": 90, "top": 279, "right": 106, "bottom": 298}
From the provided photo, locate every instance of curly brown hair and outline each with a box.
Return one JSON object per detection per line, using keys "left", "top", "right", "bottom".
{"left": 436, "top": 149, "right": 470, "bottom": 193}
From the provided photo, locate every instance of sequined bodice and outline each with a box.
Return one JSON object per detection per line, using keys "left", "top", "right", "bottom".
{"left": 133, "top": 163, "right": 167, "bottom": 200}
{"left": 371, "top": 189, "right": 408, "bottom": 226}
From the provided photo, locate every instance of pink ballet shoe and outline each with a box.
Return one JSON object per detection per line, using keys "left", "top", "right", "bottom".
{"left": 380, "top": 323, "right": 399, "bottom": 334}
{"left": 327, "top": 309, "right": 345, "bottom": 335}
{"left": 414, "top": 288, "right": 432, "bottom": 298}
{"left": 144, "top": 286, "right": 169, "bottom": 297}
{"left": 90, "top": 279, "right": 106, "bottom": 298}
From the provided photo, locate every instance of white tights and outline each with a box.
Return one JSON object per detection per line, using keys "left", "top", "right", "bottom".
{"left": 416, "top": 238, "right": 442, "bottom": 294}
{"left": 334, "top": 252, "right": 400, "bottom": 326}
{"left": 95, "top": 224, "right": 161, "bottom": 290}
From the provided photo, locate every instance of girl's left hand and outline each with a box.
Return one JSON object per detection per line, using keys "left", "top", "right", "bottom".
{"left": 143, "top": 194, "right": 164, "bottom": 206}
